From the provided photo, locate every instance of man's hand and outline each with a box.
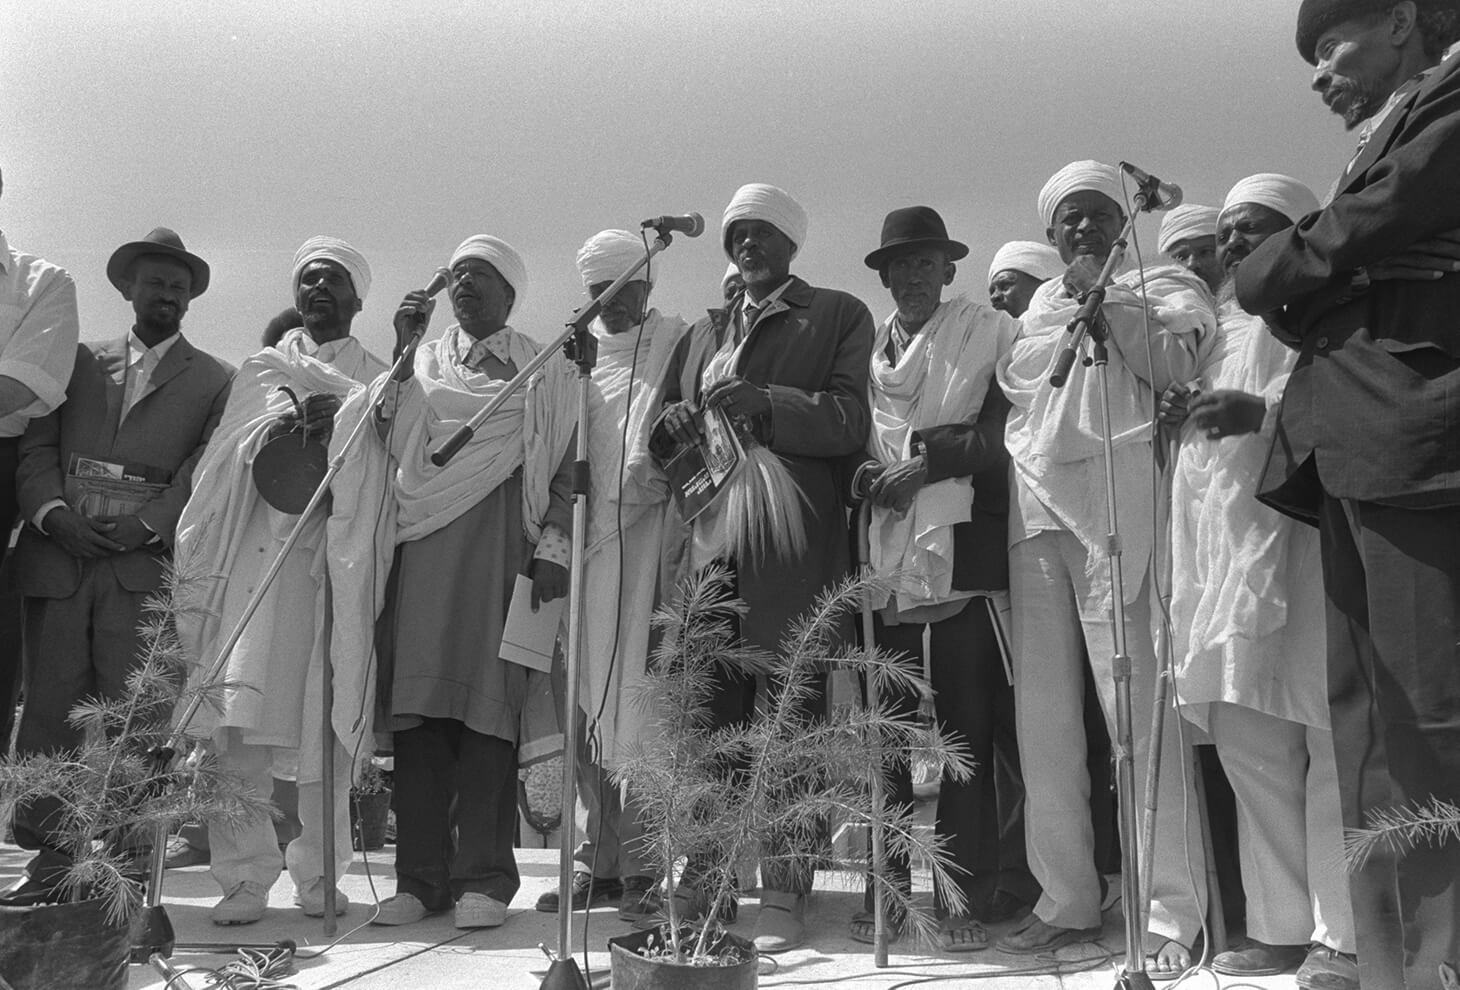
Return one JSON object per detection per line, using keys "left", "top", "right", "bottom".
{"left": 1188, "top": 389, "right": 1265, "bottom": 439}
{"left": 530, "top": 559, "right": 568, "bottom": 611}
{"left": 868, "top": 456, "right": 927, "bottom": 513}
{"left": 96, "top": 514, "right": 155, "bottom": 552}
{"left": 1370, "top": 229, "right": 1460, "bottom": 281}
{"left": 1158, "top": 383, "right": 1195, "bottom": 428}
{"left": 703, "top": 377, "right": 771, "bottom": 420}
{"left": 1062, "top": 256, "right": 1103, "bottom": 297}
{"left": 657, "top": 400, "right": 704, "bottom": 447}
{"left": 300, "top": 392, "right": 341, "bottom": 443}
{"left": 393, "top": 290, "right": 436, "bottom": 362}
{"left": 43, "top": 507, "right": 123, "bottom": 558}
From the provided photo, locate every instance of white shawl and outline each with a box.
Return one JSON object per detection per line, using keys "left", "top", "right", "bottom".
{"left": 867, "top": 295, "right": 1011, "bottom": 612}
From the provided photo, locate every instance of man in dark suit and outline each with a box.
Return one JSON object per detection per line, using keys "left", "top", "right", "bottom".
{"left": 1235, "top": 3, "right": 1460, "bottom": 986}
{"left": 4, "top": 227, "right": 232, "bottom": 898}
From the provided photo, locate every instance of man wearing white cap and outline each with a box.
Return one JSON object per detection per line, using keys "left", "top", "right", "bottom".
{"left": 532, "top": 230, "right": 688, "bottom": 923}
{"left": 987, "top": 241, "right": 1065, "bottom": 319}
{"left": 1237, "top": 4, "right": 1460, "bottom": 984}
{"left": 174, "top": 236, "right": 388, "bottom": 925}
{"left": 1157, "top": 205, "right": 1224, "bottom": 294}
{"left": 329, "top": 234, "right": 575, "bottom": 930}
{"left": 656, "top": 182, "right": 874, "bottom": 952}
{"left": 1167, "top": 175, "right": 1358, "bottom": 989}
{"left": 995, "top": 161, "right": 1214, "bottom": 973}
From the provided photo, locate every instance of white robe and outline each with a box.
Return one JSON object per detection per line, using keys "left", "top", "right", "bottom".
{"left": 1170, "top": 305, "right": 1328, "bottom": 730}
{"left": 175, "top": 332, "right": 387, "bottom": 781}
{"left": 577, "top": 310, "right": 687, "bottom": 766}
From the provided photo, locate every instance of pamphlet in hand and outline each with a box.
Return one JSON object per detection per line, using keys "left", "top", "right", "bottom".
{"left": 500, "top": 573, "right": 565, "bottom": 673}
{"left": 63, "top": 454, "right": 170, "bottom": 517}
{"left": 662, "top": 404, "right": 745, "bottom": 521}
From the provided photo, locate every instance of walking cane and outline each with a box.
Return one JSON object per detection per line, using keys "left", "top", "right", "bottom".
{"left": 132, "top": 269, "right": 450, "bottom": 962}
{"left": 855, "top": 499, "right": 890, "bottom": 968}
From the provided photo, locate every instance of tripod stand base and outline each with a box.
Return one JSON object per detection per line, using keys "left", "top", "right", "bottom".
{"left": 539, "top": 957, "right": 589, "bottom": 990}
{"left": 129, "top": 904, "right": 175, "bottom": 963}
{"left": 1114, "top": 968, "right": 1156, "bottom": 990}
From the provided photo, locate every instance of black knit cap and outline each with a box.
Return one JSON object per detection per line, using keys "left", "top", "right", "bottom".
{"left": 1297, "top": 0, "right": 1458, "bottom": 63}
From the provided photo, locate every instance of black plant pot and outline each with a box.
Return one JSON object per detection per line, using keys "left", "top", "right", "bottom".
{"left": 608, "top": 926, "right": 758, "bottom": 990}
{"left": 0, "top": 896, "right": 130, "bottom": 990}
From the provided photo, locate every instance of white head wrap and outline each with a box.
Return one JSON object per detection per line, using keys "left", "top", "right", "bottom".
{"left": 1037, "top": 161, "right": 1125, "bottom": 228}
{"left": 1221, "top": 173, "right": 1321, "bottom": 225}
{"left": 721, "top": 183, "right": 809, "bottom": 260}
{"left": 450, "top": 235, "right": 528, "bottom": 318}
{"left": 1157, "top": 205, "right": 1221, "bottom": 255}
{"left": 722, "top": 262, "right": 742, "bottom": 291}
{"left": 988, "top": 241, "right": 1066, "bottom": 285}
{"left": 575, "top": 229, "right": 654, "bottom": 290}
{"left": 292, "top": 235, "right": 371, "bottom": 301}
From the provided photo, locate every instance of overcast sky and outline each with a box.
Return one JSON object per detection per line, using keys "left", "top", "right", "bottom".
{"left": 3, "top": 0, "right": 1352, "bottom": 366}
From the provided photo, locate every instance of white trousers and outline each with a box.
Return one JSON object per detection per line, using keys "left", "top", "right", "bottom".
{"left": 1206, "top": 702, "right": 1355, "bottom": 951}
{"left": 210, "top": 729, "right": 353, "bottom": 895}
{"left": 1010, "top": 530, "right": 1207, "bottom": 944}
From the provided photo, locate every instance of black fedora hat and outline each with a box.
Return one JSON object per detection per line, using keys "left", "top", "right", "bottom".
{"left": 864, "top": 206, "right": 969, "bottom": 270}
{"left": 106, "top": 227, "right": 210, "bottom": 298}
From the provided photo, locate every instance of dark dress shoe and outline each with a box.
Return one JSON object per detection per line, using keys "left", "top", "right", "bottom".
{"left": 0, "top": 874, "right": 62, "bottom": 906}
{"left": 1213, "top": 939, "right": 1308, "bottom": 976}
{"left": 1296, "top": 945, "right": 1359, "bottom": 990}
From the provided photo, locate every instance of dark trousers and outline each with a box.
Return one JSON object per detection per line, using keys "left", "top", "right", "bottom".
{"left": 12, "top": 560, "right": 150, "bottom": 881}
{"left": 1319, "top": 494, "right": 1460, "bottom": 989}
{"left": 704, "top": 663, "right": 828, "bottom": 895}
{"left": 392, "top": 718, "right": 521, "bottom": 910}
{"left": 0, "top": 436, "right": 22, "bottom": 751}
{"left": 868, "top": 600, "right": 1039, "bottom": 918}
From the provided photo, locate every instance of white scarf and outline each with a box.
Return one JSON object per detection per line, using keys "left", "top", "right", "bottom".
{"left": 867, "top": 295, "right": 1010, "bottom": 611}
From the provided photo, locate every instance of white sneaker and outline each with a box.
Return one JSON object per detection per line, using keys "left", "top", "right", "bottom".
{"left": 212, "top": 881, "right": 269, "bottom": 925}
{"left": 372, "top": 892, "right": 431, "bottom": 926}
{"left": 295, "top": 877, "right": 349, "bottom": 917}
{"left": 454, "top": 892, "right": 507, "bottom": 929}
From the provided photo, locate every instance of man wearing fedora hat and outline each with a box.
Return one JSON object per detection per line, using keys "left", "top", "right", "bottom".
{"left": 4, "top": 227, "right": 232, "bottom": 899}
{"left": 850, "top": 206, "right": 1035, "bottom": 951}
{"left": 173, "top": 236, "right": 387, "bottom": 925}
{"left": 0, "top": 165, "right": 81, "bottom": 749}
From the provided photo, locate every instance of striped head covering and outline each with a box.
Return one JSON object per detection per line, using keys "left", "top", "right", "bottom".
{"left": 1157, "top": 205, "right": 1221, "bottom": 255}
{"left": 450, "top": 235, "right": 528, "bottom": 318}
{"left": 1222, "top": 173, "right": 1321, "bottom": 224}
{"left": 721, "top": 183, "right": 809, "bottom": 259}
{"left": 575, "top": 229, "right": 654, "bottom": 289}
{"left": 1038, "top": 161, "right": 1125, "bottom": 227}
{"left": 292, "top": 235, "right": 371, "bottom": 301}
{"left": 988, "top": 240, "right": 1066, "bottom": 284}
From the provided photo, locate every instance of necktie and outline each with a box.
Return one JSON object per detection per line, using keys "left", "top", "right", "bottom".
{"left": 125, "top": 349, "right": 159, "bottom": 413}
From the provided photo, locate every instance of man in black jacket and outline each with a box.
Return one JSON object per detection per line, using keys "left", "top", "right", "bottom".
{"left": 1235, "top": 3, "right": 1460, "bottom": 985}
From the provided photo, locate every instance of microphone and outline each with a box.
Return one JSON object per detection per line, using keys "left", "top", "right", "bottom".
{"left": 640, "top": 213, "right": 705, "bottom": 238}
{"left": 1118, "top": 161, "right": 1183, "bottom": 211}
{"left": 422, "top": 266, "right": 451, "bottom": 298}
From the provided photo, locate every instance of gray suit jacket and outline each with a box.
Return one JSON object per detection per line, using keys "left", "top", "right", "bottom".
{"left": 13, "top": 334, "right": 233, "bottom": 597}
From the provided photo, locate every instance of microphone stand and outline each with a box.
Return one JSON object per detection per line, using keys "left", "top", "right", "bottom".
{"left": 430, "top": 232, "right": 674, "bottom": 990}
{"left": 1048, "top": 181, "right": 1162, "bottom": 990}
{"left": 131, "top": 324, "right": 428, "bottom": 963}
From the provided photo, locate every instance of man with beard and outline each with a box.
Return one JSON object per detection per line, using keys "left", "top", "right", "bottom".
{"left": 4, "top": 228, "right": 231, "bottom": 900}
{"left": 656, "top": 182, "right": 874, "bottom": 953}
{"left": 1157, "top": 205, "right": 1225, "bottom": 295}
{"left": 533, "top": 230, "right": 687, "bottom": 923}
{"left": 851, "top": 206, "right": 1030, "bottom": 952}
{"left": 986, "top": 241, "right": 1064, "bottom": 319}
{"left": 1235, "top": 3, "right": 1460, "bottom": 985}
{"left": 994, "top": 162, "right": 1213, "bottom": 977}
{"left": 329, "top": 234, "right": 575, "bottom": 930}
{"left": 175, "top": 237, "right": 387, "bottom": 925}
{"left": 1167, "top": 175, "right": 1357, "bottom": 990}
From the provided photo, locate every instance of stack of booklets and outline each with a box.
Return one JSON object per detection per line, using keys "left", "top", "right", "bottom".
{"left": 63, "top": 454, "right": 169, "bottom": 517}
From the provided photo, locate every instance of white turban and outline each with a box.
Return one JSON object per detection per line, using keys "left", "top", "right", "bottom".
{"left": 1221, "top": 173, "right": 1321, "bottom": 225}
{"left": 1037, "top": 160, "right": 1126, "bottom": 228}
{"left": 1157, "top": 205, "right": 1221, "bottom": 255}
{"left": 721, "top": 183, "right": 809, "bottom": 259}
{"left": 575, "top": 229, "right": 653, "bottom": 290}
{"left": 292, "top": 235, "right": 371, "bottom": 301}
{"left": 450, "top": 235, "right": 528, "bottom": 318}
{"left": 988, "top": 241, "right": 1066, "bottom": 285}
{"left": 722, "top": 262, "right": 742, "bottom": 291}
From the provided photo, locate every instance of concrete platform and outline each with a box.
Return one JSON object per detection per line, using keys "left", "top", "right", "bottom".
{"left": 0, "top": 844, "right": 1296, "bottom": 989}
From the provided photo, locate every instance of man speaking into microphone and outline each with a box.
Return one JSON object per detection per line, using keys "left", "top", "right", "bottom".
{"left": 993, "top": 161, "right": 1214, "bottom": 975}
{"left": 175, "top": 235, "right": 388, "bottom": 925}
